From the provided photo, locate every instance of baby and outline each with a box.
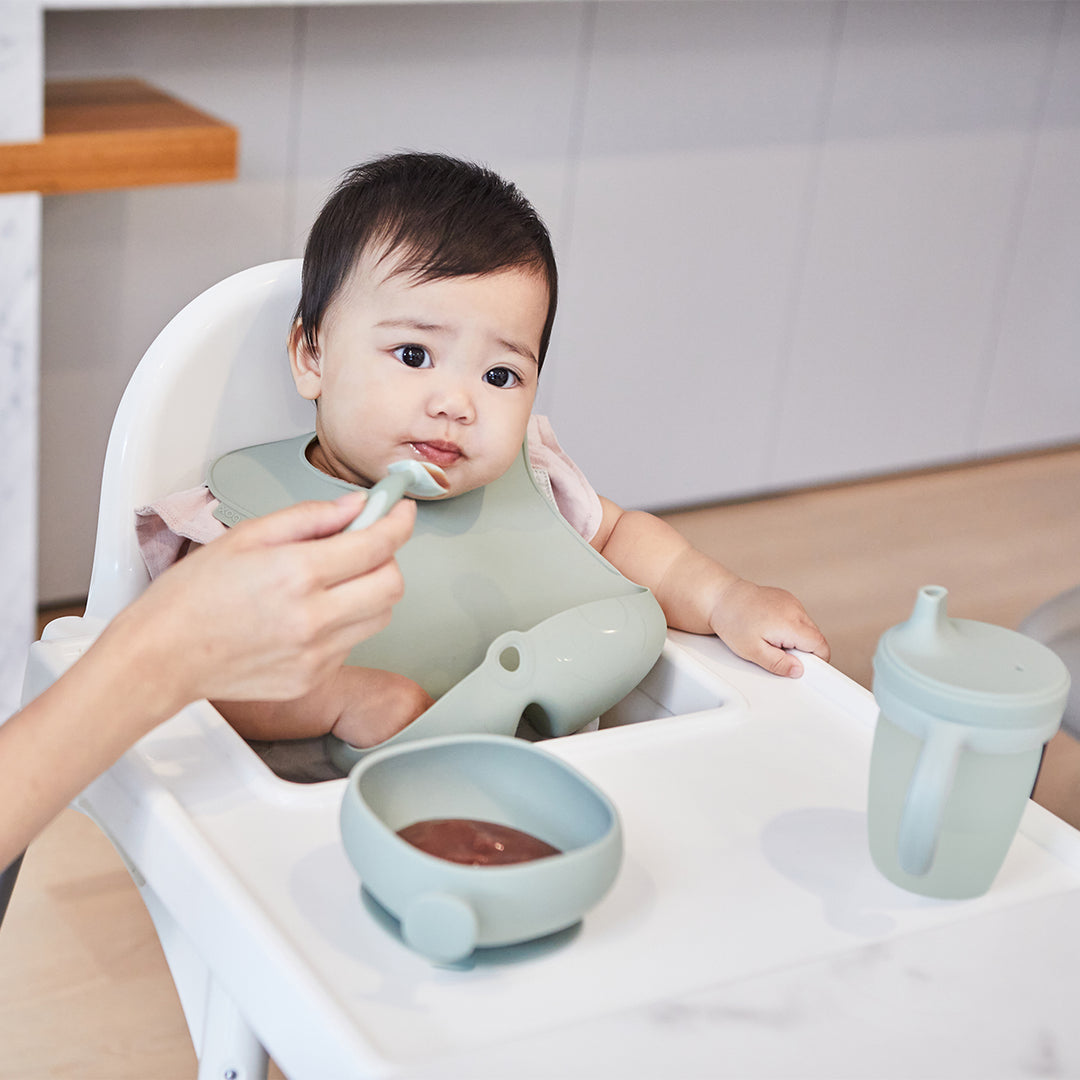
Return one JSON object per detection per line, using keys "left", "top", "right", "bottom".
{"left": 138, "top": 151, "right": 830, "bottom": 756}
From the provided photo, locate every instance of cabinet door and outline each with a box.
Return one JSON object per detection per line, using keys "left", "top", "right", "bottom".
{"left": 544, "top": 2, "right": 836, "bottom": 510}
{"left": 769, "top": 1, "right": 1061, "bottom": 491}
{"left": 976, "top": 3, "right": 1080, "bottom": 456}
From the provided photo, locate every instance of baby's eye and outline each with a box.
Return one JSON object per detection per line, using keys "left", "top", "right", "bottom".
{"left": 484, "top": 367, "right": 519, "bottom": 389}
{"left": 395, "top": 344, "right": 432, "bottom": 369}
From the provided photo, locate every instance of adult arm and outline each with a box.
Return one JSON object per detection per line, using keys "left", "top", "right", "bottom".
{"left": 0, "top": 493, "right": 414, "bottom": 868}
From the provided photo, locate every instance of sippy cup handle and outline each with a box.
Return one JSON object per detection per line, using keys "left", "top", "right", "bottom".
{"left": 897, "top": 720, "right": 966, "bottom": 876}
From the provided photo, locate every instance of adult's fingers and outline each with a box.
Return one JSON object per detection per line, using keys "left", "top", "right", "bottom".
{"left": 301, "top": 498, "right": 417, "bottom": 589}
{"left": 318, "top": 556, "right": 406, "bottom": 637}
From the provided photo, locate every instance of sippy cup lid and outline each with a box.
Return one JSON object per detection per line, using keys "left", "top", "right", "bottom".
{"left": 872, "top": 585, "right": 1070, "bottom": 730}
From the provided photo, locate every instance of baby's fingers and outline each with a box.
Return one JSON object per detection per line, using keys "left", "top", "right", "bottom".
{"left": 783, "top": 620, "right": 831, "bottom": 665}
{"left": 738, "top": 618, "right": 831, "bottom": 679}
{"left": 760, "top": 643, "right": 805, "bottom": 679}
{"left": 760, "top": 621, "right": 831, "bottom": 678}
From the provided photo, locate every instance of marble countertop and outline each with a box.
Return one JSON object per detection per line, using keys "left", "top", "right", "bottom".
{"left": 399, "top": 886, "right": 1080, "bottom": 1078}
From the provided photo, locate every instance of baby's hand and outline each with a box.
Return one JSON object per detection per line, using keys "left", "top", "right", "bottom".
{"left": 708, "top": 579, "right": 830, "bottom": 678}
{"left": 330, "top": 666, "right": 435, "bottom": 748}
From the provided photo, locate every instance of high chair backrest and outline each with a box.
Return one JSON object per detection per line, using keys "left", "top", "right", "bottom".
{"left": 87, "top": 260, "right": 312, "bottom": 621}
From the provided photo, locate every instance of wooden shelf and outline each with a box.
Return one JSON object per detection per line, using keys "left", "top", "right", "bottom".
{"left": 0, "top": 78, "right": 238, "bottom": 195}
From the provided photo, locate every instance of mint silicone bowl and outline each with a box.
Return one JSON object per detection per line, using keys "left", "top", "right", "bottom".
{"left": 339, "top": 734, "right": 623, "bottom": 963}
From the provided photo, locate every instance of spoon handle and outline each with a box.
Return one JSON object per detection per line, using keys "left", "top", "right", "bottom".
{"left": 345, "top": 471, "right": 411, "bottom": 532}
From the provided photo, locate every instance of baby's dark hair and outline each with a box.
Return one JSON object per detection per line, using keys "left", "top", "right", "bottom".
{"left": 295, "top": 152, "right": 558, "bottom": 369}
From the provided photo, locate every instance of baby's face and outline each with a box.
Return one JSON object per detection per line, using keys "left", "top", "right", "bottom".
{"left": 290, "top": 252, "right": 547, "bottom": 498}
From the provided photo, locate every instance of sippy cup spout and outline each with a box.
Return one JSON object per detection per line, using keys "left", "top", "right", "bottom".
{"left": 901, "top": 585, "right": 955, "bottom": 651}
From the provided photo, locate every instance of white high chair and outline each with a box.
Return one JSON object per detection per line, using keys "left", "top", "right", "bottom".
{"left": 24, "top": 262, "right": 1080, "bottom": 1080}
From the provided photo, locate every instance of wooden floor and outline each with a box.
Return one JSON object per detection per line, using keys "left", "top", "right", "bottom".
{"left": 3, "top": 445, "right": 1080, "bottom": 1079}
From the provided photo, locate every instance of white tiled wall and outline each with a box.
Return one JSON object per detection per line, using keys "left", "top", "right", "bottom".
{"left": 768, "top": 1, "right": 1064, "bottom": 490}
{"left": 39, "top": 1, "right": 1080, "bottom": 601}
{"left": 288, "top": 3, "right": 586, "bottom": 255}
{"left": 977, "top": 1, "right": 1080, "bottom": 455}
{"left": 548, "top": 2, "right": 841, "bottom": 506}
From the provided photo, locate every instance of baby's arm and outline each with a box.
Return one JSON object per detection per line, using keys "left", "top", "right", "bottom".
{"left": 215, "top": 666, "right": 434, "bottom": 749}
{"left": 591, "top": 497, "right": 829, "bottom": 678}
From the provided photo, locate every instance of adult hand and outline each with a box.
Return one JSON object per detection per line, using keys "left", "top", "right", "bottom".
{"left": 120, "top": 491, "right": 415, "bottom": 712}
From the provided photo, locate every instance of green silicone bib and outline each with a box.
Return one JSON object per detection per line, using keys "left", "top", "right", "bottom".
{"left": 208, "top": 433, "right": 667, "bottom": 767}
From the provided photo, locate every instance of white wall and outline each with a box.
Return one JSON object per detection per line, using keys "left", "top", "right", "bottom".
{"left": 40, "top": 1, "right": 1080, "bottom": 602}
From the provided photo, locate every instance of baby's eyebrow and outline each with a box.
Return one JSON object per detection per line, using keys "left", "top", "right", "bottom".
{"left": 374, "top": 318, "right": 447, "bottom": 334}
{"left": 498, "top": 338, "right": 539, "bottom": 368}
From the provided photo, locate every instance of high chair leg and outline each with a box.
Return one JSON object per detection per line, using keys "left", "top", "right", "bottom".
{"left": 139, "top": 885, "right": 268, "bottom": 1079}
{"left": 197, "top": 976, "right": 269, "bottom": 1080}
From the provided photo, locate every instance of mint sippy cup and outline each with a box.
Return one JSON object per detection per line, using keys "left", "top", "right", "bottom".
{"left": 868, "top": 585, "right": 1070, "bottom": 899}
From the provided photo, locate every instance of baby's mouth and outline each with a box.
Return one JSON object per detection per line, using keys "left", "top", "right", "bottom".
{"left": 409, "top": 440, "right": 463, "bottom": 468}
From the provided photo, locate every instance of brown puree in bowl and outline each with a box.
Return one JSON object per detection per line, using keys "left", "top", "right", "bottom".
{"left": 397, "top": 818, "right": 561, "bottom": 866}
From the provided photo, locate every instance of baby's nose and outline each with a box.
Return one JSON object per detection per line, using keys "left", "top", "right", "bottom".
{"left": 427, "top": 380, "right": 475, "bottom": 423}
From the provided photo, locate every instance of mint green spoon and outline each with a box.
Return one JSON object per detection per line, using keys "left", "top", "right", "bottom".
{"left": 346, "top": 459, "right": 449, "bottom": 531}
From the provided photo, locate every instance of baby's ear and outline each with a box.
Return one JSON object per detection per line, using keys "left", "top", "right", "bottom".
{"left": 288, "top": 318, "right": 322, "bottom": 401}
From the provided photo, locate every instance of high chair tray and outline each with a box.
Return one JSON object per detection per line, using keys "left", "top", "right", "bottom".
{"left": 47, "top": 629, "right": 1080, "bottom": 1078}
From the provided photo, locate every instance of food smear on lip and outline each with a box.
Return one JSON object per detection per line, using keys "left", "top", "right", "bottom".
{"left": 410, "top": 440, "right": 463, "bottom": 469}
{"left": 397, "top": 818, "right": 561, "bottom": 866}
